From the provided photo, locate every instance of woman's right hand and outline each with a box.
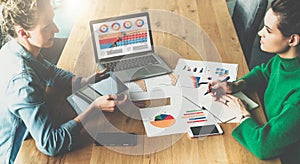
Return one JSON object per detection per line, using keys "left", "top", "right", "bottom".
{"left": 207, "top": 80, "right": 234, "bottom": 101}
{"left": 207, "top": 80, "right": 247, "bottom": 101}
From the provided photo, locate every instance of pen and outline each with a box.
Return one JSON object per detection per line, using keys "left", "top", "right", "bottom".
{"left": 197, "top": 82, "right": 208, "bottom": 85}
{"left": 182, "top": 96, "right": 224, "bottom": 123}
{"left": 88, "top": 84, "right": 103, "bottom": 96}
{"left": 88, "top": 85, "right": 122, "bottom": 100}
{"left": 204, "top": 76, "right": 230, "bottom": 95}
{"left": 223, "top": 116, "right": 236, "bottom": 123}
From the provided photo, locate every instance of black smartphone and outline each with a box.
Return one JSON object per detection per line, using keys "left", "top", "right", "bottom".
{"left": 94, "top": 132, "right": 137, "bottom": 146}
{"left": 188, "top": 124, "right": 223, "bottom": 138}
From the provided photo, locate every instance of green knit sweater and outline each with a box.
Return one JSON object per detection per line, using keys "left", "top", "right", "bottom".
{"left": 232, "top": 55, "right": 300, "bottom": 164}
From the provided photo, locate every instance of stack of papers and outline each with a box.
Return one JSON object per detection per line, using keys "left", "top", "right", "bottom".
{"left": 128, "top": 58, "right": 258, "bottom": 137}
{"left": 67, "top": 59, "right": 259, "bottom": 138}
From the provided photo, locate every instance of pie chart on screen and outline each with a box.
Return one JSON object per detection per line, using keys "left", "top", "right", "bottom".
{"left": 150, "top": 114, "right": 175, "bottom": 128}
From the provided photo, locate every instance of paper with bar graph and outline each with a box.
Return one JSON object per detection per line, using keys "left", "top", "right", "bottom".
{"left": 174, "top": 58, "right": 238, "bottom": 88}
{"left": 139, "top": 95, "right": 217, "bottom": 137}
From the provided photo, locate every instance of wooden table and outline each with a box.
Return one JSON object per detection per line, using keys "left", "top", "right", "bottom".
{"left": 15, "top": 0, "right": 281, "bottom": 163}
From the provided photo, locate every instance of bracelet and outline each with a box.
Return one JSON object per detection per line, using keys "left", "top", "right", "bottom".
{"left": 240, "top": 114, "right": 251, "bottom": 123}
{"left": 241, "top": 114, "right": 251, "bottom": 119}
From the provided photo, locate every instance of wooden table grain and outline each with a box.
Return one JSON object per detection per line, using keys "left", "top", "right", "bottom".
{"left": 15, "top": 0, "right": 281, "bottom": 163}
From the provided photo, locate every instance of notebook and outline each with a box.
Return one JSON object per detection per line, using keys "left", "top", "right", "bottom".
{"left": 89, "top": 12, "right": 172, "bottom": 82}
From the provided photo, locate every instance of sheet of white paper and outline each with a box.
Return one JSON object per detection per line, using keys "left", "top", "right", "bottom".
{"left": 174, "top": 59, "right": 238, "bottom": 88}
{"left": 129, "top": 85, "right": 182, "bottom": 100}
{"left": 182, "top": 86, "right": 244, "bottom": 123}
{"left": 181, "top": 88, "right": 260, "bottom": 123}
{"left": 140, "top": 95, "right": 217, "bottom": 137}
{"left": 125, "top": 82, "right": 145, "bottom": 93}
{"left": 172, "top": 58, "right": 243, "bottom": 123}
{"left": 144, "top": 74, "right": 176, "bottom": 90}
{"left": 127, "top": 73, "right": 179, "bottom": 100}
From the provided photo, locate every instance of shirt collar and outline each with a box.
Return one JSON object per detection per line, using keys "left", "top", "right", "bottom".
{"left": 10, "top": 39, "right": 52, "bottom": 80}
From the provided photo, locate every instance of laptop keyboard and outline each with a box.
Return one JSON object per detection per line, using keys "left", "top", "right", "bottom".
{"left": 102, "top": 55, "right": 159, "bottom": 72}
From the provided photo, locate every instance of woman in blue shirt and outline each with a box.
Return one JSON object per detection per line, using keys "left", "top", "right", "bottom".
{"left": 0, "top": 0, "right": 126, "bottom": 163}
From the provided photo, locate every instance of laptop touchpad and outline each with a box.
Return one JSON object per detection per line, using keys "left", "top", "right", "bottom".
{"left": 132, "top": 65, "right": 169, "bottom": 79}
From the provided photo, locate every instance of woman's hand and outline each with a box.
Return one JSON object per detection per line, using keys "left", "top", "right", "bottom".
{"left": 218, "top": 94, "right": 250, "bottom": 116}
{"left": 207, "top": 80, "right": 246, "bottom": 101}
{"left": 207, "top": 80, "right": 234, "bottom": 101}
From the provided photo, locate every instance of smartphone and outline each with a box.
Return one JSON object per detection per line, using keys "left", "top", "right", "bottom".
{"left": 94, "top": 132, "right": 137, "bottom": 146}
{"left": 188, "top": 124, "right": 223, "bottom": 138}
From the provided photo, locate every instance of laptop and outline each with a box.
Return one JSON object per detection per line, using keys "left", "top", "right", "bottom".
{"left": 89, "top": 12, "right": 172, "bottom": 82}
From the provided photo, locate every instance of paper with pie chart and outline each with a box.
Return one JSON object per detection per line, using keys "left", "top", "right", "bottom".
{"left": 139, "top": 95, "right": 217, "bottom": 137}
{"left": 150, "top": 114, "right": 175, "bottom": 128}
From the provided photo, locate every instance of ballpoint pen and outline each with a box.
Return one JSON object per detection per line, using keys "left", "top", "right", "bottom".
{"left": 204, "top": 76, "right": 230, "bottom": 95}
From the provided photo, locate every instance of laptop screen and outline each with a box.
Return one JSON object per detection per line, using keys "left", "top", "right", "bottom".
{"left": 90, "top": 13, "right": 153, "bottom": 60}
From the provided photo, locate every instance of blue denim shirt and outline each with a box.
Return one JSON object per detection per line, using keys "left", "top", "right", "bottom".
{"left": 0, "top": 40, "right": 81, "bottom": 164}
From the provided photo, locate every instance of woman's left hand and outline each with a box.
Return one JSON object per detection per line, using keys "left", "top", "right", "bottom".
{"left": 218, "top": 94, "right": 250, "bottom": 116}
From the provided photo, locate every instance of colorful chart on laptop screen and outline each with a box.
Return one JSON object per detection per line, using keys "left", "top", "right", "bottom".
{"left": 111, "top": 22, "right": 121, "bottom": 31}
{"left": 123, "top": 21, "right": 133, "bottom": 29}
{"left": 92, "top": 15, "right": 152, "bottom": 59}
{"left": 99, "top": 24, "right": 108, "bottom": 33}
{"left": 98, "top": 29, "right": 148, "bottom": 49}
{"left": 135, "top": 19, "right": 144, "bottom": 27}
{"left": 150, "top": 114, "right": 175, "bottom": 128}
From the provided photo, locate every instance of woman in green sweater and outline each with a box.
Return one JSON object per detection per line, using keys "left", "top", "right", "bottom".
{"left": 208, "top": 0, "right": 300, "bottom": 163}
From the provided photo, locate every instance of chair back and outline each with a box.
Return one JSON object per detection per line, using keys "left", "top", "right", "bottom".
{"left": 232, "top": 0, "right": 268, "bottom": 65}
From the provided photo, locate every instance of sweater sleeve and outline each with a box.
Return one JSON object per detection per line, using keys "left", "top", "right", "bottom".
{"left": 232, "top": 103, "right": 300, "bottom": 160}
{"left": 44, "top": 60, "right": 74, "bottom": 91}
{"left": 240, "top": 56, "right": 275, "bottom": 91}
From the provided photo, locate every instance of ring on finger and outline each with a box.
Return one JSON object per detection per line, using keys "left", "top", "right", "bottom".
{"left": 224, "top": 100, "right": 229, "bottom": 105}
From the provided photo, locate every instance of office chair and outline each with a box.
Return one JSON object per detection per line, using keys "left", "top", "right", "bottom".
{"left": 232, "top": 0, "right": 268, "bottom": 65}
{"left": 249, "top": 35, "right": 275, "bottom": 70}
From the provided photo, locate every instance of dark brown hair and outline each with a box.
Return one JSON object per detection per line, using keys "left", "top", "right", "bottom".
{"left": 271, "top": 0, "right": 300, "bottom": 37}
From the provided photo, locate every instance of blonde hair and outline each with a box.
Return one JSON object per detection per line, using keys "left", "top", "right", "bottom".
{"left": 1, "top": 0, "right": 49, "bottom": 38}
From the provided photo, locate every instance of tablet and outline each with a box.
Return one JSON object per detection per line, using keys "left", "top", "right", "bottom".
{"left": 94, "top": 132, "right": 137, "bottom": 146}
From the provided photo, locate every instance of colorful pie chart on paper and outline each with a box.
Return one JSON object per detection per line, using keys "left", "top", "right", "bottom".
{"left": 150, "top": 114, "right": 175, "bottom": 128}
